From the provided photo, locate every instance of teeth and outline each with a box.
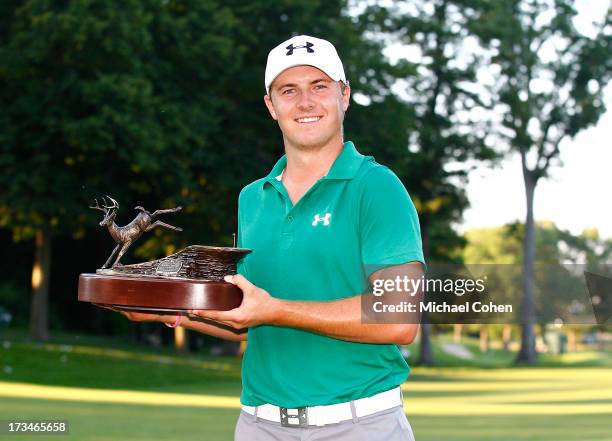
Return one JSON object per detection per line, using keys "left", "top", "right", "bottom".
{"left": 297, "top": 116, "right": 321, "bottom": 123}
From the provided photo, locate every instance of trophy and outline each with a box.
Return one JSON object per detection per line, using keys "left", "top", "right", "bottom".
{"left": 78, "top": 196, "right": 251, "bottom": 312}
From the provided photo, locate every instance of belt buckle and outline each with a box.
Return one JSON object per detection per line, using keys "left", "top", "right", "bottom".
{"left": 279, "top": 407, "right": 308, "bottom": 428}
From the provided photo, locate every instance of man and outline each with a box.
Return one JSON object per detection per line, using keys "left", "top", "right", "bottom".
{"left": 117, "top": 35, "right": 424, "bottom": 441}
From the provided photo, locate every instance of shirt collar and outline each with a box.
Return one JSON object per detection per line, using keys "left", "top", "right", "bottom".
{"left": 263, "top": 141, "right": 367, "bottom": 188}
{"left": 324, "top": 141, "right": 367, "bottom": 180}
{"left": 264, "top": 155, "right": 288, "bottom": 187}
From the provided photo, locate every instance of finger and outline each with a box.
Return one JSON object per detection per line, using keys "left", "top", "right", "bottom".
{"left": 224, "top": 274, "right": 255, "bottom": 291}
{"left": 192, "top": 308, "right": 239, "bottom": 323}
{"left": 93, "top": 303, "right": 108, "bottom": 308}
{"left": 211, "top": 319, "right": 241, "bottom": 328}
{"left": 189, "top": 309, "right": 219, "bottom": 320}
{"left": 189, "top": 314, "right": 236, "bottom": 328}
{"left": 94, "top": 303, "right": 118, "bottom": 312}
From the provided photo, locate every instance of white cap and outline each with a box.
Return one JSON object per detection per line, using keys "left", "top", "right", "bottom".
{"left": 265, "top": 35, "right": 347, "bottom": 94}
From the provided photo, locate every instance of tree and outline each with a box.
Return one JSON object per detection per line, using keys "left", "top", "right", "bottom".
{"left": 557, "top": 227, "right": 612, "bottom": 266}
{"left": 464, "top": 222, "right": 611, "bottom": 353}
{"left": 357, "top": 0, "right": 498, "bottom": 365}
{"left": 473, "top": 0, "right": 611, "bottom": 364}
{"left": 0, "top": 0, "right": 242, "bottom": 339}
{"left": 0, "top": 0, "right": 409, "bottom": 343}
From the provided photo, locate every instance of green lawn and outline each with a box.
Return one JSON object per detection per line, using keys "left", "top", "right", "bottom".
{"left": 1, "top": 330, "right": 611, "bottom": 441}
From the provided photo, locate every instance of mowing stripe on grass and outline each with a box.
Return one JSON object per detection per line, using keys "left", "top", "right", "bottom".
{"left": 2, "top": 381, "right": 611, "bottom": 416}
{"left": 403, "top": 384, "right": 612, "bottom": 401}
{"left": 0, "top": 382, "right": 240, "bottom": 409}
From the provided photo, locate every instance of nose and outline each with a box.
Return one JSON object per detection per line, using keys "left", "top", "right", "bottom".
{"left": 297, "top": 89, "right": 315, "bottom": 111}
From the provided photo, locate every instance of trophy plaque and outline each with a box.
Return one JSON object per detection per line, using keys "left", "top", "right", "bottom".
{"left": 78, "top": 196, "right": 251, "bottom": 312}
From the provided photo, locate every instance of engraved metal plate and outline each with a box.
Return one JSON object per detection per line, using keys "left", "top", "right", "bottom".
{"left": 156, "top": 259, "right": 183, "bottom": 276}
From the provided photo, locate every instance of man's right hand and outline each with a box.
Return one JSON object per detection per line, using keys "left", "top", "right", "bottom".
{"left": 93, "top": 303, "right": 248, "bottom": 341}
{"left": 93, "top": 303, "right": 168, "bottom": 324}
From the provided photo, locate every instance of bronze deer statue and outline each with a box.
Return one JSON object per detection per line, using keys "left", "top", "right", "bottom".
{"left": 90, "top": 196, "right": 182, "bottom": 269}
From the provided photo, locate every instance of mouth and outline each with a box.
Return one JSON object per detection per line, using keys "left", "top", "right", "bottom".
{"left": 295, "top": 115, "right": 323, "bottom": 124}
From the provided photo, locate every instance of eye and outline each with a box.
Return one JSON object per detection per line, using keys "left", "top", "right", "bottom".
{"left": 281, "top": 88, "right": 296, "bottom": 95}
{"left": 314, "top": 84, "right": 327, "bottom": 90}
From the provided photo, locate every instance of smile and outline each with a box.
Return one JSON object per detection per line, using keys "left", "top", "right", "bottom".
{"left": 295, "top": 116, "right": 322, "bottom": 123}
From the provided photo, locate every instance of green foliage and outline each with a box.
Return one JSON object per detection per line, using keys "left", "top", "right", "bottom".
{"left": 354, "top": 0, "right": 500, "bottom": 261}
{"left": 0, "top": 0, "right": 475, "bottom": 255}
{"left": 557, "top": 227, "right": 612, "bottom": 265}
{"left": 463, "top": 221, "right": 583, "bottom": 264}
{"left": 464, "top": 223, "right": 612, "bottom": 268}
{"left": 0, "top": 282, "right": 30, "bottom": 327}
{"left": 0, "top": 0, "right": 410, "bottom": 256}
{"left": 0, "top": 0, "right": 243, "bottom": 249}
{"left": 2, "top": 1, "right": 439, "bottom": 331}
{"left": 472, "top": 0, "right": 611, "bottom": 180}
{"left": 463, "top": 222, "right": 608, "bottom": 324}
{"left": 11, "top": 1, "right": 599, "bottom": 335}
{"left": 461, "top": 0, "right": 609, "bottom": 361}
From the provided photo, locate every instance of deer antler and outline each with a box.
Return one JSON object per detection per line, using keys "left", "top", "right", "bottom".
{"left": 103, "top": 195, "right": 119, "bottom": 210}
{"left": 89, "top": 198, "right": 107, "bottom": 213}
{"left": 90, "top": 195, "right": 120, "bottom": 213}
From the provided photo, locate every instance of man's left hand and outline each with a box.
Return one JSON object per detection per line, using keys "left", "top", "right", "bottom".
{"left": 188, "top": 274, "right": 279, "bottom": 329}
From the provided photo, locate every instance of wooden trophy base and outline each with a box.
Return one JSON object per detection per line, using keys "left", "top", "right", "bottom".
{"left": 78, "top": 273, "right": 243, "bottom": 312}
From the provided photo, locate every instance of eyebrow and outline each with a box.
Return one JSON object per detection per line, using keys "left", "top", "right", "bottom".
{"left": 275, "top": 78, "right": 331, "bottom": 91}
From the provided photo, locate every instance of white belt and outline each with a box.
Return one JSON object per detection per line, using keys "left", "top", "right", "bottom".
{"left": 241, "top": 386, "right": 402, "bottom": 427}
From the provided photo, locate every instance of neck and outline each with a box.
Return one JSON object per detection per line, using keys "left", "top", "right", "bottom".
{"left": 282, "top": 137, "right": 344, "bottom": 184}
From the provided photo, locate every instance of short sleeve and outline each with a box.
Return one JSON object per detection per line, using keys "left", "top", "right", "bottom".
{"left": 359, "top": 166, "right": 425, "bottom": 275}
{"left": 236, "top": 187, "right": 250, "bottom": 278}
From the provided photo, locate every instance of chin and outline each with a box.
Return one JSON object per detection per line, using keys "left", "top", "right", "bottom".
{"left": 284, "top": 126, "right": 339, "bottom": 150}
{"left": 292, "top": 136, "right": 332, "bottom": 150}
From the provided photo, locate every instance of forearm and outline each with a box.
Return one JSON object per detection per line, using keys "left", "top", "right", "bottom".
{"left": 190, "top": 264, "right": 423, "bottom": 344}
{"left": 103, "top": 304, "right": 247, "bottom": 342}
{"left": 269, "top": 295, "right": 417, "bottom": 345}
{"left": 176, "top": 315, "right": 248, "bottom": 341}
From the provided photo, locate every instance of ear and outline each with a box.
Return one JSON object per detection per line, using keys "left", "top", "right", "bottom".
{"left": 341, "top": 83, "right": 351, "bottom": 112}
{"left": 263, "top": 94, "right": 278, "bottom": 120}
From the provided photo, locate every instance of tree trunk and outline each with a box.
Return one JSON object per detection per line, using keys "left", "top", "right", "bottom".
{"left": 453, "top": 324, "right": 463, "bottom": 343}
{"left": 174, "top": 326, "right": 188, "bottom": 353}
{"left": 418, "top": 318, "right": 434, "bottom": 366}
{"left": 567, "top": 328, "right": 577, "bottom": 352}
{"left": 222, "top": 340, "right": 241, "bottom": 356}
{"left": 130, "top": 322, "right": 144, "bottom": 344}
{"left": 29, "top": 227, "right": 52, "bottom": 341}
{"left": 502, "top": 324, "right": 512, "bottom": 352}
{"left": 479, "top": 326, "right": 489, "bottom": 352}
{"left": 239, "top": 340, "right": 247, "bottom": 357}
{"left": 515, "top": 172, "right": 538, "bottom": 364}
{"left": 418, "top": 219, "right": 434, "bottom": 366}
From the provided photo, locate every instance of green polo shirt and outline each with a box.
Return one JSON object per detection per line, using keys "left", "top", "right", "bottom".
{"left": 237, "top": 141, "right": 424, "bottom": 408}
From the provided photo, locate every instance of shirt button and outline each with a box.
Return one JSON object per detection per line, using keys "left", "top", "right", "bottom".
{"left": 287, "top": 215, "right": 294, "bottom": 222}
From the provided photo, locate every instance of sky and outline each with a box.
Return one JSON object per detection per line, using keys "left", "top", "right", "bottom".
{"left": 459, "top": 88, "right": 611, "bottom": 239}
{"left": 377, "top": 0, "right": 611, "bottom": 239}
{"left": 460, "top": 0, "right": 611, "bottom": 239}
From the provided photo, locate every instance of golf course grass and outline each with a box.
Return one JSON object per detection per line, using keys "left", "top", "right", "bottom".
{"left": 0, "top": 330, "right": 610, "bottom": 440}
